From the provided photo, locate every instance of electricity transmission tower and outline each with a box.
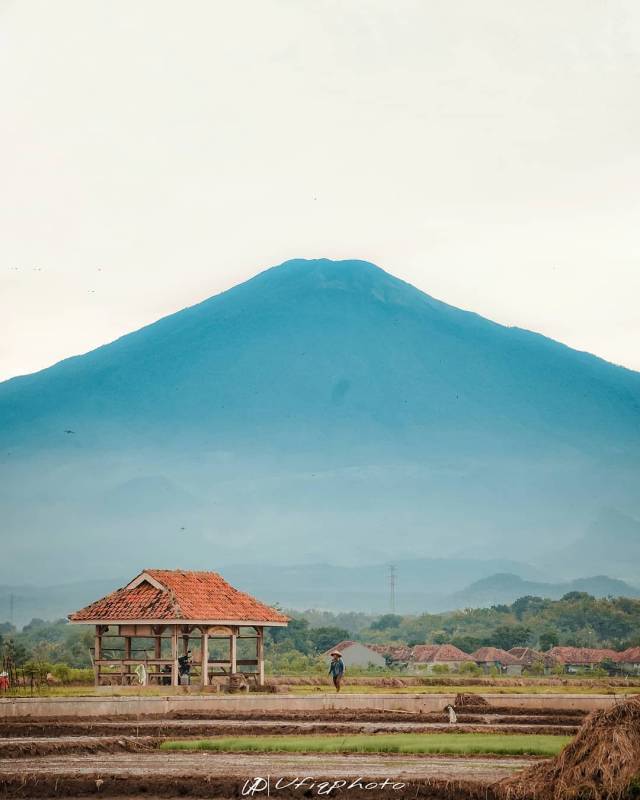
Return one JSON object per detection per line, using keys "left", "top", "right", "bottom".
{"left": 388, "top": 565, "right": 397, "bottom": 612}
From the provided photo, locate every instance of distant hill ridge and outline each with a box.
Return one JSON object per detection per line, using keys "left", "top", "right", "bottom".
{"left": 1, "top": 568, "right": 638, "bottom": 626}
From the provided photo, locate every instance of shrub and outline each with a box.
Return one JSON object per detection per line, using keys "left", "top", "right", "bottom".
{"left": 526, "top": 659, "right": 545, "bottom": 676}
{"left": 459, "top": 661, "right": 482, "bottom": 676}
{"left": 432, "top": 664, "right": 450, "bottom": 674}
{"left": 591, "top": 667, "right": 607, "bottom": 678}
{"left": 21, "top": 659, "right": 53, "bottom": 683}
{"left": 68, "top": 667, "right": 94, "bottom": 683}
{"left": 51, "top": 663, "right": 71, "bottom": 683}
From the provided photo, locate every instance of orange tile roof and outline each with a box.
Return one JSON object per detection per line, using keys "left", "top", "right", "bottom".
{"left": 320, "top": 640, "right": 357, "bottom": 655}
{"left": 546, "top": 646, "right": 618, "bottom": 665}
{"left": 368, "top": 644, "right": 414, "bottom": 662}
{"left": 615, "top": 647, "right": 640, "bottom": 663}
{"left": 471, "top": 647, "right": 519, "bottom": 665}
{"left": 68, "top": 569, "right": 289, "bottom": 624}
{"left": 509, "top": 647, "right": 559, "bottom": 667}
{"left": 410, "top": 644, "right": 471, "bottom": 663}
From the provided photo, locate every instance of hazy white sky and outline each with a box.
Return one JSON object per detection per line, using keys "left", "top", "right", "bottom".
{"left": 1, "top": 0, "right": 639, "bottom": 381}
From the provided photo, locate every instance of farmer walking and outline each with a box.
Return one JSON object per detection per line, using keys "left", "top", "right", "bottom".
{"left": 329, "top": 650, "right": 345, "bottom": 692}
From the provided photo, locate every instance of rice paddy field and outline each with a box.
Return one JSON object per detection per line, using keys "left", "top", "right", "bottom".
{"left": 288, "top": 682, "right": 640, "bottom": 695}
{"left": 161, "top": 732, "right": 571, "bottom": 756}
{"left": 5, "top": 674, "right": 640, "bottom": 698}
{"left": 0, "top": 690, "right": 637, "bottom": 798}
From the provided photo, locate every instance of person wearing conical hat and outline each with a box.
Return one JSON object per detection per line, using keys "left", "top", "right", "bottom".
{"left": 328, "top": 650, "right": 344, "bottom": 692}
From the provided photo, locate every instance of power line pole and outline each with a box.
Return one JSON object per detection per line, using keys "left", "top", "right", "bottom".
{"left": 388, "top": 565, "right": 396, "bottom": 613}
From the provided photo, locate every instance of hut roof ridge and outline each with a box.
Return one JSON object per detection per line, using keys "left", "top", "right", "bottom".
{"left": 68, "top": 569, "right": 289, "bottom": 624}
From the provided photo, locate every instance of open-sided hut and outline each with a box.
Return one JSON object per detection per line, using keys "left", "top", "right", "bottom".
{"left": 69, "top": 569, "right": 288, "bottom": 687}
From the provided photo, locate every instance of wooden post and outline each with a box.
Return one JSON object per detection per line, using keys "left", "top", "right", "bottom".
{"left": 230, "top": 628, "right": 237, "bottom": 674}
{"left": 171, "top": 626, "right": 179, "bottom": 687}
{"left": 201, "top": 627, "right": 209, "bottom": 687}
{"left": 124, "top": 636, "right": 131, "bottom": 685}
{"left": 257, "top": 626, "right": 264, "bottom": 686}
{"left": 153, "top": 626, "right": 163, "bottom": 685}
{"left": 94, "top": 626, "right": 102, "bottom": 686}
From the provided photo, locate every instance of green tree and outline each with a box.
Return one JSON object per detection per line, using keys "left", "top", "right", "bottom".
{"left": 267, "top": 618, "right": 312, "bottom": 654}
{"left": 539, "top": 629, "right": 560, "bottom": 651}
{"left": 451, "top": 636, "right": 483, "bottom": 655}
{"left": 371, "top": 614, "right": 403, "bottom": 631}
{"left": 511, "top": 596, "right": 549, "bottom": 620}
{"left": 308, "top": 627, "right": 350, "bottom": 653}
{"left": 493, "top": 624, "right": 532, "bottom": 650}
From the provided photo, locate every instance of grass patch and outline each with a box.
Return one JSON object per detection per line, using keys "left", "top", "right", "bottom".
{"left": 2, "top": 685, "right": 188, "bottom": 698}
{"left": 161, "top": 732, "right": 570, "bottom": 756}
{"left": 289, "top": 684, "right": 640, "bottom": 696}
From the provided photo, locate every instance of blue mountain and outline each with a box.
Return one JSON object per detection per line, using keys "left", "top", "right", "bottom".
{"left": 1, "top": 258, "right": 639, "bottom": 583}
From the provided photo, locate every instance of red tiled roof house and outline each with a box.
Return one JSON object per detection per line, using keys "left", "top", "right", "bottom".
{"left": 546, "top": 647, "right": 618, "bottom": 673}
{"left": 409, "top": 644, "right": 472, "bottom": 673}
{"left": 509, "top": 647, "right": 559, "bottom": 674}
{"left": 69, "top": 569, "right": 288, "bottom": 687}
{"left": 471, "top": 647, "right": 522, "bottom": 675}
{"left": 368, "top": 644, "right": 414, "bottom": 665}
{"left": 616, "top": 647, "right": 640, "bottom": 675}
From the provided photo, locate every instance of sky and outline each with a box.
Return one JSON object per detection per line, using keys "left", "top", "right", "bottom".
{"left": 1, "top": 0, "right": 639, "bottom": 382}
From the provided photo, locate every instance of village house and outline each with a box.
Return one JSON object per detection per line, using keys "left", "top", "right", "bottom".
{"left": 615, "top": 647, "right": 640, "bottom": 675}
{"left": 69, "top": 569, "right": 288, "bottom": 687}
{"left": 471, "top": 646, "right": 522, "bottom": 675}
{"left": 408, "top": 644, "right": 472, "bottom": 673}
{"left": 321, "top": 641, "right": 386, "bottom": 669}
{"left": 509, "top": 647, "right": 558, "bottom": 674}
{"left": 368, "top": 644, "right": 414, "bottom": 668}
{"left": 546, "top": 646, "right": 618, "bottom": 673}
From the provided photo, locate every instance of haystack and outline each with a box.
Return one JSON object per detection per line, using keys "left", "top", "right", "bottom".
{"left": 455, "top": 692, "right": 489, "bottom": 707}
{"left": 498, "top": 695, "right": 640, "bottom": 800}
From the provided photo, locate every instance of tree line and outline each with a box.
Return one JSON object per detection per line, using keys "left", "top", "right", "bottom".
{"left": 1, "top": 592, "right": 639, "bottom": 674}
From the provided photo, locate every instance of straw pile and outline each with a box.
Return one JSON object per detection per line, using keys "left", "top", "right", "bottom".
{"left": 455, "top": 692, "right": 489, "bottom": 707}
{"left": 498, "top": 695, "right": 640, "bottom": 800}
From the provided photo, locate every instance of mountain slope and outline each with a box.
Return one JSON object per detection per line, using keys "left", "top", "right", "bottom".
{"left": 448, "top": 572, "right": 640, "bottom": 609}
{"left": 2, "top": 258, "right": 639, "bottom": 450}
{"left": 1, "top": 258, "right": 639, "bottom": 583}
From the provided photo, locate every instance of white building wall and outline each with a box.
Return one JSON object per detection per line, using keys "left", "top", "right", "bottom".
{"left": 325, "top": 643, "right": 386, "bottom": 668}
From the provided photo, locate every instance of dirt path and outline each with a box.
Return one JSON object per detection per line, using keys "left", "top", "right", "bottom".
{"left": 0, "top": 709, "right": 583, "bottom": 738}
{"left": 0, "top": 735, "right": 161, "bottom": 758}
{"left": 0, "top": 750, "right": 537, "bottom": 798}
{"left": 1, "top": 706, "right": 587, "bottom": 726}
{"left": 0, "top": 716, "right": 581, "bottom": 740}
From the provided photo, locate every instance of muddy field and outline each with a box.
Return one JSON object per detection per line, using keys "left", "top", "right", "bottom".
{"left": 0, "top": 750, "right": 536, "bottom": 798}
{"left": 0, "top": 704, "right": 587, "bottom": 738}
{"left": 0, "top": 699, "right": 580, "bottom": 797}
